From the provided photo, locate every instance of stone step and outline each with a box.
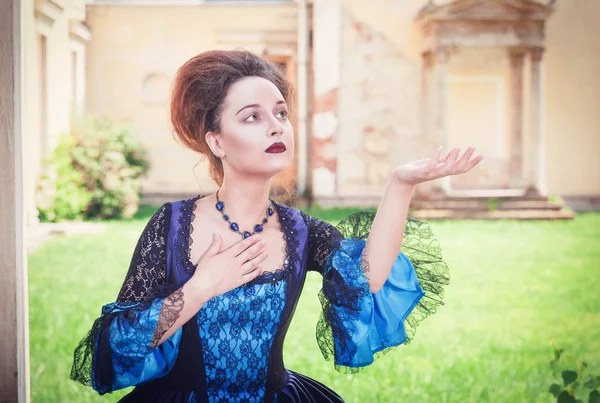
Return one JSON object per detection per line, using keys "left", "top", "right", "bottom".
{"left": 408, "top": 208, "right": 576, "bottom": 221}
{"left": 496, "top": 200, "right": 562, "bottom": 211}
{"left": 417, "top": 193, "right": 548, "bottom": 202}
{"left": 410, "top": 200, "right": 489, "bottom": 211}
{"left": 410, "top": 199, "right": 562, "bottom": 211}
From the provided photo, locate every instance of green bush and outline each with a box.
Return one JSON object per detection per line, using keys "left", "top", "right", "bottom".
{"left": 37, "top": 116, "right": 150, "bottom": 221}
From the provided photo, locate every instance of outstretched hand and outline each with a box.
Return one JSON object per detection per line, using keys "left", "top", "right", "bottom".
{"left": 394, "top": 146, "right": 484, "bottom": 186}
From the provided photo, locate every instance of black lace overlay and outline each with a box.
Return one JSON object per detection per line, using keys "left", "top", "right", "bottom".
{"left": 70, "top": 203, "right": 180, "bottom": 394}
{"left": 302, "top": 210, "right": 450, "bottom": 373}
{"left": 117, "top": 203, "right": 172, "bottom": 303}
{"left": 151, "top": 287, "right": 185, "bottom": 349}
{"left": 301, "top": 212, "right": 344, "bottom": 275}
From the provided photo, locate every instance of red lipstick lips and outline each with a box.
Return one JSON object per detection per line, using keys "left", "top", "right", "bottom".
{"left": 265, "top": 142, "right": 286, "bottom": 153}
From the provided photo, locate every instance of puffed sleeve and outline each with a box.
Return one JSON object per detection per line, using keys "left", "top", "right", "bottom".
{"left": 301, "top": 210, "right": 449, "bottom": 372}
{"left": 70, "top": 203, "right": 184, "bottom": 394}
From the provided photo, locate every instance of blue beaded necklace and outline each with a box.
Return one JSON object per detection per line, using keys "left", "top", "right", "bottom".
{"left": 215, "top": 190, "right": 275, "bottom": 239}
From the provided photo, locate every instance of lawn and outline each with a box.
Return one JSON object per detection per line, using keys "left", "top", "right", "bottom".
{"left": 28, "top": 206, "right": 600, "bottom": 402}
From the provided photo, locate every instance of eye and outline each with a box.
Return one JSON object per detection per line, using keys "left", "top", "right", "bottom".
{"left": 276, "top": 110, "right": 288, "bottom": 120}
{"left": 245, "top": 113, "right": 259, "bottom": 122}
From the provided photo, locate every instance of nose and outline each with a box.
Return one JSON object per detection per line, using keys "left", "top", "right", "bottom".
{"left": 268, "top": 119, "right": 284, "bottom": 137}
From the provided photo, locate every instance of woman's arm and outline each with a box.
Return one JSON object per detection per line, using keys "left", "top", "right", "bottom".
{"left": 361, "top": 178, "right": 414, "bottom": 293}
{"left": 363, "top": 147, "right": 483, "bottom": 292}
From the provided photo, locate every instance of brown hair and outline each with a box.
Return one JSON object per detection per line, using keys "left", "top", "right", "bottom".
{"left": 170, "top": 50, "right": 293, "bottom": 186}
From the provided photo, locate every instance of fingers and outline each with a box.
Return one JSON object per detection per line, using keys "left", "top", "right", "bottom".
{"left": 454, "top": 147, "right": 476, "bottom": 172}
{"left": 228, "top": 234, "right": 263, "bottom": 257}
{"left": 240, "top": 250, "right": 269, "bottom": 276}
{"left": 241, "top": 265, "right": 265, "bottom": 282}
{"left": 424, "top": 146, "right": 443, "bottom": 172}
{"left": 465, "top": 155, "right": 485, "bottom": 171}
{"left": 236, "top": 239, "right": 266, "bottom": 263}
{"left": 435, "top": 146, "right": 483, "bottom": 176}
{"left": 437, "top": 147, "right": 460, "bottom": 175}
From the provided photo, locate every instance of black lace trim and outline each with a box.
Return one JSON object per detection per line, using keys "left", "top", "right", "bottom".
{"left": 176, "top": 196, "right": 202, "bottom": 275}
{"left": 304, "top": 211, "right": 450, "bottom": 373}
{"left": 248, "top": 200, "right": 297, "bottom": 286}
{"left": 177, "top": 196, "right": 296, "bottom": 287}
{"left": 151, "top": 287, "right": 185, "bottom": 349}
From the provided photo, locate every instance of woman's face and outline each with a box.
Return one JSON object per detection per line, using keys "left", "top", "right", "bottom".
{"left": 209, "top": 76, "right": 294, "bottom": 181}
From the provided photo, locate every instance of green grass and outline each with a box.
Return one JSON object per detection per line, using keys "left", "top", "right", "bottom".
{"left": 28, "top": 206, "right": 600, "bottom": 402}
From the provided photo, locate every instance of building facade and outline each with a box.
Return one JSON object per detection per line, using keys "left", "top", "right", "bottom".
{"left": 23, "top": 0, "right": 600, "bottom": 221}
{"left": 21, "top": 0, "right": 90, "bottom": 225}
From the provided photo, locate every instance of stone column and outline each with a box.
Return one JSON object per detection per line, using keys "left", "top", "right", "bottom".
{"left": 0, "top": 0, "right": 30, "bottom": 401}
{"left": 421, "top": 51, "right": 434, "bottom": 144}
{"left": 310, "top": 0, "right": 342, "bottom": 200}
{"left": 295, "top": 0, "right": 309, "bottom": 196}
{"left": 416, "top": 51, "right": 436, "bottom": 198}
{"left": 433, "top": 49, "right": 450, "bottom": 193}
{"left": 508, "top": 48, "right": 526, "bottom": 189}
{"left": 528, "top": 47, "right": 545, "bottom": 195}
{"left": 434, "top": 49, "right": 449, "bottom": 151}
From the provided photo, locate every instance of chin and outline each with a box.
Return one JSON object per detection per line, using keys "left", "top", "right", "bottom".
{"left": 255, "top": 156, "right": 293, "bottom": 177}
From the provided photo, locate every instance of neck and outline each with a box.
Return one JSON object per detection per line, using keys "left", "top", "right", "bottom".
{"left": 217, "top": 177, "right": 273, "bottom": 231}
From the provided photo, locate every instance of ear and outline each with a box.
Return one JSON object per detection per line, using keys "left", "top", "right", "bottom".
{"left": 205, "top": 131, "right": 225, "bottom": 159}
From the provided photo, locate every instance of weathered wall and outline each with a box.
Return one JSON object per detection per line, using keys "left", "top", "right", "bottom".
{"left": 85, "top": 4, "right": 298, "bottom": 196}
{"left": 544, "top": 0, "right": 600, "bottom": 195}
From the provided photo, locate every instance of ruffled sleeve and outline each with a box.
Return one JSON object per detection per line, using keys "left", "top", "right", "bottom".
{"left": 301, "top": 210, "right": 449, "bottom": 372}
{"left": 70, "top": 203, "right": 184, "bottom": 394}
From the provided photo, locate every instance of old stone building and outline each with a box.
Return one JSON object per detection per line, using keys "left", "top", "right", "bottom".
{"left": 22, "top": 0, "right": 600, "bottom": 220}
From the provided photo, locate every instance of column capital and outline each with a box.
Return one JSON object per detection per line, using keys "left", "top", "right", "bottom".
{"left": 422, "top": 48, "right": 449, "bottom": 68}
{"left": 509, "top": 47, "right": 527, "bottom": 68}
{"left": 422, "top": 51, "right": 434, "bottom": 69}
{"left": 530, "top": 47, "right": 545, "bottom": 63}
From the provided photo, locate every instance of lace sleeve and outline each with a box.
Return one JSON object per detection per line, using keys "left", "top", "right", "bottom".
{"left": 302, "top": 211, "right": 344, "bottom": 275}
{"left": 116, "top": 203, "right": 171, "bottom": 303}
{"left": 70, "top": 203, "right": 184, "bottom": 394}
{"left": 302, "top": 210, "right": 450, "bottom": 373}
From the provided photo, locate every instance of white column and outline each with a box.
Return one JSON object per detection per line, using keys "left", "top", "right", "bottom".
{"left": 417, "top": 51, "right": 439, "bottom": 196}
{"left": 311, "top": 0, "right": 341, "bottom": 198}
{"left": 420, "top": 51, "right": 433, "bottom": 144}
{"left": 508, "top": 48, "right": 526, "bottom": 189}
{"left": 529, "top": 47, "right": 545, "bottom": 194}
{"left": 0, "top": 0, "right": 30, "bottom": 401}
{"left": 296, "top": 0, "right": 309, "bottom": 196}
{"left": 433, "top": 49, "right": 450, "bottom": 193}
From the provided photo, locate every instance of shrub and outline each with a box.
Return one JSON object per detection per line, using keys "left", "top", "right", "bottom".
{"left": 548, "top": 345, "right": 600, "bottom": 403}
{"left": 37, "top": 116, "right": 151, "bottom": 221}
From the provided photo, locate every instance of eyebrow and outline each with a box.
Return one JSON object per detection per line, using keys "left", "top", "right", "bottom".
{"left": 235, "top": 100, "right": 286, "bottom": 116}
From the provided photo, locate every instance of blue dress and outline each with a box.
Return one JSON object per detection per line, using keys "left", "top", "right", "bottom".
{"left": 70, "top": 196, "right": 449, "bottom": 402}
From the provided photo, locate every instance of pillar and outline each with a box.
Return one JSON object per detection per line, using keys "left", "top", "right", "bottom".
{"left": 296, "top": 0, "right": 309, "bottom": 196}
{"left": 417, "top": 48, "right": 449, "bottom": 195}
{"left": 420, "top": 51, "right": 434, "bottom": 145}
{"left": 310, "top": 0, "right": 342, "bottom": 200}
{"left": 528, "top": 47, "right": 545, "bottom": 195}
{"left": 432, "top": 49, "right": 450, "bottom": 193}
{"left": 0, "top": 0, "right": 30, "bottom": 401}
{"left": 508, "top": 48, "right": 526, "bottom": 189}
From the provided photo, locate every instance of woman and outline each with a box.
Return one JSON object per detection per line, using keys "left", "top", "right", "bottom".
{"left": 70, "top": 50, "right": 482, "bottom": 402}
